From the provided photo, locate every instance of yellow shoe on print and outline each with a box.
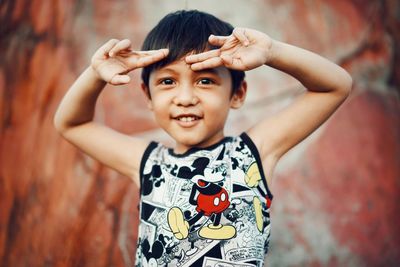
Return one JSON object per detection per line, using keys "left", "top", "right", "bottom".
{"left": 245, "top": 162, "right": 262, "bottom": 187}
{"left": 199, "top": 224, "right": 236, "bottom": 240}
{"left": 253, "top": 196, "right": 263, "bottom": 232}
{"left": 168, "top": 207, "right": 189, "bottom": 240}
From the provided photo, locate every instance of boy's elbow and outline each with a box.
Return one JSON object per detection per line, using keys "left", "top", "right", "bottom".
{"left": 337, "top": 69, "right": 353, "bottom": 98}
{"left": 53, "top": 112, "right": 68, "bottom": 135}
{"left": 53, "top": 122, "right": 67, "bottom": 137}
{"left": 343, "top": 72, "right": 353, "bottom": 95}
{"left": 53, "top": 113, "right": 62, "bottom": 132}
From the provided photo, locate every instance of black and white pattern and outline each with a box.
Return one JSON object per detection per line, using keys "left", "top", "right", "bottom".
{"left": 135, "top": 133, "right": 273, "bottom": 267}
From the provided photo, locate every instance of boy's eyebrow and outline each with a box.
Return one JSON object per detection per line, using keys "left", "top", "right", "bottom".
{"left": 156, "top": 67, "right": 180, "bottom": 75}
{"left": 156, "top": 67, "right": 221, "bottom": 76}
{"left": 198, "top": 68, "right": 219, "bottom": 75}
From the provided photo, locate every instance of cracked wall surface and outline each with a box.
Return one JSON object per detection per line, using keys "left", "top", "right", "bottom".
{"left": 1, "top": 0, "right": 399, "bottom": 266}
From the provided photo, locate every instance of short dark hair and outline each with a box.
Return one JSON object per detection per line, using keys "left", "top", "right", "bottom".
{"left": 141, "top": 10, "right": 245, "bottom": 95}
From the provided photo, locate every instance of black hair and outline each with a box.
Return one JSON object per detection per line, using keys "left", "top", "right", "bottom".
{"left": 141, "top": 10, "right": 245, "bottom": 95}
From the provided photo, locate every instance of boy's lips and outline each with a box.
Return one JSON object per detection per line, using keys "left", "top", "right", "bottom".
{"left": 171, "top": 113, "right": 203, "bottom": 128}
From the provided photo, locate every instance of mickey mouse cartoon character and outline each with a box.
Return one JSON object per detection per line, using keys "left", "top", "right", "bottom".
{"left": 245, "top": 161, "right": 272, "bottom": 233}
{"left": 167, "top": 146, "right": 236, "bottom": 240}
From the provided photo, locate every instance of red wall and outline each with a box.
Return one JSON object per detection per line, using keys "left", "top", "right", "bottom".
{"left": 1, "top": 0, "right": 399, "bottom": 266}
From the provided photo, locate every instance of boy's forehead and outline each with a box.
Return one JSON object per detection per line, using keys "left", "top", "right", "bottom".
{"left": 154, "top": 57, "right": 228, "bottom": 76}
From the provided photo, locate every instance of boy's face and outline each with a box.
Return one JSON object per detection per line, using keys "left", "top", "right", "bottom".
{"left": 143, "top": 58, "right": 246, "bottom": 153}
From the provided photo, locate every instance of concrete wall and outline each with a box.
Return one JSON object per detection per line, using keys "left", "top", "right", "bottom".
{"left": 1, "top": 0, "right": 399, "bottom": 266}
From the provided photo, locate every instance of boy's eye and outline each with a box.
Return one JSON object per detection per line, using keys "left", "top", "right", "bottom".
{"left": 198, "top": 78, "right": 214, "bottom": 85}
{"left": 160, "top": 78, "right": 174, "bottom": 85}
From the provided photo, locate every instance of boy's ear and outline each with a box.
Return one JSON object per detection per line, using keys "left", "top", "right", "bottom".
{"left": 141, "top": 83, "right": 153, "bottom": 110}
{"left": 230, "top": 81, "right": 247, "bottom": 109}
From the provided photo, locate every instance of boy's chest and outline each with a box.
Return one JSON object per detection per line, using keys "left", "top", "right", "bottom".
{"left": 137, "top": 142, "right": 272, "bottom": 266}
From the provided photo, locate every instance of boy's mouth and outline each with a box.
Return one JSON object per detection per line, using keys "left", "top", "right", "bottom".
{"left": 172, "top": 114, "right": 203, "bottom": 127}
{"left": 176, "top": 116, "right": 199, "bottom": 122}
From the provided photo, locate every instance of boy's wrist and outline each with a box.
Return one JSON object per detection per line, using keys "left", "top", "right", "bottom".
{"left": 265, "top": 39, "right": 281, "bottom": 66}
{"left": 87, "top": 66, "right": 107, "bottom": 85}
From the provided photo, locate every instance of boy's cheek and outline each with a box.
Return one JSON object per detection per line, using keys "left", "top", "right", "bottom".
{"left": 140, "top": 83, "right": 155, "bottom": 110}
{"left": 144, "top": 95, "right": 154, "bottom": 110}
{"left": 146, "top": 100, "right": 153, "bottom": 110}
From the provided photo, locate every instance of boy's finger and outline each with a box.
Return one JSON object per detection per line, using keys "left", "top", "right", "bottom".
{"left": 220, "top": 54, "right": 233, "bottom": 67}
{"left": 93, "top": 39, "right": 119, "bottom": 58}
{"left": 185, "top": 49, "right": 220, "bottom": 63}
{"left": 134, "top": 51, "right": 169, "bottom": 68}
{"left": 136, "top": 48, "right": 169, "bottom": 57}
{"left": 208, "top": 35, "right": 229, "bottom": 47}
{"left": 233, "top": 28, "right": 250, "bottom": 46}
{"left": 108, "top": 39, "right": 132, "bottom": 57}
{"left": 190, "top": 57, "right": 223, "bottom": 71}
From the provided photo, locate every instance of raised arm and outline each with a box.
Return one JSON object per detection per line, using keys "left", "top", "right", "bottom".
{"left": 54, "top": 39, "right": 168, "bottom": 184}
{"left": 186, "top": 28, "right": 352, "bottom": 178}
{"left": 250, "top": 39, "right": 352, "bottom": 161}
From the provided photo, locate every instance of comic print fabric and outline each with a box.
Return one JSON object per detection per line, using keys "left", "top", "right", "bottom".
{"left": 135, "top": 133, "right": 273, "bottom": 267}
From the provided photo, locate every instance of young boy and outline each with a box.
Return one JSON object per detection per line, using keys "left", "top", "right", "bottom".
{"left": 54, "top": 10, "right": 352, "bottom": 267}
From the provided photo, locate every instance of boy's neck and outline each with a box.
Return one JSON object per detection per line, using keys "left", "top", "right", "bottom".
{"left": 173, "top": 132, "right": 226, "bottom": 154}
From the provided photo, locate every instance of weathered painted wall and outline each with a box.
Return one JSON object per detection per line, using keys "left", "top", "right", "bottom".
{"left": 1, "top": 0, "right": 399, "bottom": 266}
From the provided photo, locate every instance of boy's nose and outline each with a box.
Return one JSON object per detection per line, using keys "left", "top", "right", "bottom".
{"left": 173, "top": 85, "right": 199, "bottom": 106}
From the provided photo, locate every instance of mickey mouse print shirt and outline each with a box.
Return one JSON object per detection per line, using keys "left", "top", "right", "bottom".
{"left": 135, "top": 133, "right": 273, "bottom": 267}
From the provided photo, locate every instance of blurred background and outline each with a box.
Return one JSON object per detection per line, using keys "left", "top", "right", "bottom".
{"left": 1, "top": 0, "right": 399, "bottom": 266}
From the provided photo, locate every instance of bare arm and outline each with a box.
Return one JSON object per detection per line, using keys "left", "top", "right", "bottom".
{"left": 54, "top": 39, "right": 168, "bottom": 184}
{"left": 186, "top": 28, "right": 352, "bottom": 182}
{"left": 248, "top": 40, "right": 352, "bottom": 161}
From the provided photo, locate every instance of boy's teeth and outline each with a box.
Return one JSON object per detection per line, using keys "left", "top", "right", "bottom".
{"left": 178, "top": 116, "right": 197, "bottom": 122}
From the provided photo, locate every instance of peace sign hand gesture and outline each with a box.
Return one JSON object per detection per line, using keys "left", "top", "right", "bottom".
{"left": 91, "top": 39, "right": 169, "bottom": 85}
{"left": 186, "top": 28, "right": 273, "bottom": 71}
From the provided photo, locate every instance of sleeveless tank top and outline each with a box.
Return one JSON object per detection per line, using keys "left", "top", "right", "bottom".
{"left": 135, "top": 133, "right": 273, "bottom": 267}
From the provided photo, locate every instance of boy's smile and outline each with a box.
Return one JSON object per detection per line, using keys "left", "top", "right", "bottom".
{"left": 144, "top": 58, "right": 246, "bottom": 154}
{"left": 172, "top": 112, "right": 202, "bottom": 128}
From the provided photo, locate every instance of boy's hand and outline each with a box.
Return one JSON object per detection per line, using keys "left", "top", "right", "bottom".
{"left": 185, "top": 28, "right": 273, "bottom": 71}
{"left": 91, "top": 39, "right": 169, "bottom": 85}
